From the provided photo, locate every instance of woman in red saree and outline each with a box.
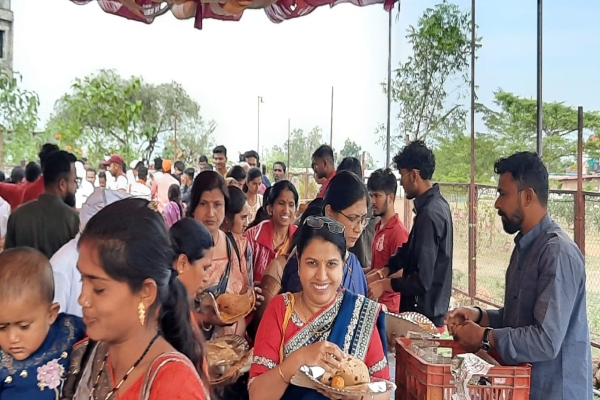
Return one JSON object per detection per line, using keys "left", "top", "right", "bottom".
{"left": 245, "top": 180, "right": 299, "bottom": 283}
{"left": 249, "top": 216, "right": 390, "bottom": 400}
{"left": 62, "top": 198, "right": 209, "bottom": 400}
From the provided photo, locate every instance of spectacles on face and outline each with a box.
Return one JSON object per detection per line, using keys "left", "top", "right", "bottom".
{"left": 304, "top": 216, "right": 345, "bottom": 234}
{"left": 400, "top": 168, "right": 420, "bottom": 182}
{"left": 338, "top": 210, "right": 370, "bottom": 229}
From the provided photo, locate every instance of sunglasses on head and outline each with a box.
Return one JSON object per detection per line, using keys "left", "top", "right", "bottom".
{"left": 304, "top": 216, "right": 345, "bottom": 235}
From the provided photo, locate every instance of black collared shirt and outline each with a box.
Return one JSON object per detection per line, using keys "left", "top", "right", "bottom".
{"left": 388, "top": 184, "right": 453, "bottom": 326}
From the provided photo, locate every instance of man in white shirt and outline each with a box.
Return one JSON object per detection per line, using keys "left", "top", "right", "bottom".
{"left": 50, "top": 188, "right": 131, "bottom": 316}
{"left": 129, "top": 166, "right": 152, "bottom": 200}
{"left": 103, "top": 154, "right": 128, "bottom": 191}
{"left": 75, "top": 161, "right": 94, "bottom": 209}
{"left": 0, "top": 196, "right": 10, "bottom": 250}
{"left": 95, "top": 163, "right": 112, "bottom": 187}
{"left": 151, "top": 156, "right": 164, "bottom": 184}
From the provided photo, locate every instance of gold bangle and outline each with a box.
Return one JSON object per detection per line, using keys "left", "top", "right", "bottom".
{"left": 278, "top": 366, "right": 289, "bottom": 384}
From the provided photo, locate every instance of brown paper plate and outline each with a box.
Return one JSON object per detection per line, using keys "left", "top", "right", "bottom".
{"left": 207, "top": 335, "right": 252, "bottom": 385}
{"left": 198, "top": 289, "right": 256, "bottom": 325}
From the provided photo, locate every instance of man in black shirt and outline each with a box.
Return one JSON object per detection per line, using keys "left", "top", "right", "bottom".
{"left": 181, "top": 167, "right": 195, "bottom": 205}
{"left": 367, "top": 140, "right": 453, "bottom": 327}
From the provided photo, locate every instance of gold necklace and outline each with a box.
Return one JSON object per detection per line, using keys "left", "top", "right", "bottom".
{"left": 299, "top": 293, "right": 332, "bottom": 338}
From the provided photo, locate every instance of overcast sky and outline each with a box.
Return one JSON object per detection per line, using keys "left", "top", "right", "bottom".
{"left": 11, "top": 0, "right": 600, "bottom": 165}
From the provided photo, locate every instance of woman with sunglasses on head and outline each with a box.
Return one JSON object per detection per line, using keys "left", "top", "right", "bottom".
{"left": 248, "top": 216, "right": 389, "bottom": 400}
{"left": 280, "top": 171, "right": 369, "bottom": 296}
{"left": 255, "top": 198, "right": 324, "bottom": 323}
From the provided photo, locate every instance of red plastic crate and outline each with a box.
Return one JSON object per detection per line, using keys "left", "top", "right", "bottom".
{"left": 395, "top": 338, "right": 531, "bottom": 400}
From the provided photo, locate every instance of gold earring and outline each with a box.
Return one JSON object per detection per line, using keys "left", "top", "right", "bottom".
{"left": 138, "top": 302, "right": 146, "bottom": 326}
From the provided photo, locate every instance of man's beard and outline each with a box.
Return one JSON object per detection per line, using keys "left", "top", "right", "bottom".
{"left": 499, "top": 209, "right": 524, "bottom": 234}
{"left": 373, "top": 203, "right": 388, "bottom": 218}
{"left": 64, "top": 192, "right": 76, "bottom": 208}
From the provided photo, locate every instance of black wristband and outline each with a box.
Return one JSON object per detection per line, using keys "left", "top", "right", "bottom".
{"left": 474, "top": 306, "right": 483, "bottom": 324}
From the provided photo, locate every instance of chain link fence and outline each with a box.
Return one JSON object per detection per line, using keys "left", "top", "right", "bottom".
{"left": 583, "top": 194, "right": 600, "bottom": 345}
{"left": 427, "top": 184, "right": 600, "bottom": 347}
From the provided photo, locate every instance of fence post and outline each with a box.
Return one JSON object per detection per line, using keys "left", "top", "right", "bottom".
{"left": 304, "top": 168, "right": 310, "bottom": 200}
{"left": 402, "top": 134, "right": 413, "bottom": 231}
{"left": 468, "top": 184, "right": 478, "bottom": 301}
{"left": 574, "top": 106, "right": 586, "bottom": 255}
{"left": 468, "top": 0, "right": 477, "bottom": 303}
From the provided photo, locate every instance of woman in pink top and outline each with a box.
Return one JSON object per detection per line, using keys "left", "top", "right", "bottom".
{"left": 163, "top": 184, "right": 185, "bottom": 228}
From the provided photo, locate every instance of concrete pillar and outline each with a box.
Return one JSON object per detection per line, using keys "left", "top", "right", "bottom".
{"left": 0, "top": 0, "right": 13, "bottom": 72}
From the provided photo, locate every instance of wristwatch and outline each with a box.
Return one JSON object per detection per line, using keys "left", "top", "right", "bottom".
{"left": 481, "top": 327, "right": 492, "bottom": 352}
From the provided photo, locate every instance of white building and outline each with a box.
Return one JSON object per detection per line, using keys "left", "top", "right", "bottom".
{"left": 0, "top": 0, "right": 13, "bottom": 72}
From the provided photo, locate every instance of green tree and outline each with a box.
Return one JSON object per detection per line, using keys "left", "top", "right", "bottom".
{"left": 46, "top": 70, "right": 145, "bottom": 164}
{"left": 261, "top": 145, "right": 288, "bottom": 179}
{"left": 283, "top": 126, "right": 325, "bottom": 169}
{"left": 135, "top": 81, "right": 200, "bottom": 162}
{"left": 433, "top": 132, "right": 498, "bottom": 183}
{"left": 0, "top": 70, "right": 42, "bottom": 167}
{"left": 339, "top": 138, "right": 362, "bottom": 159}
{"left": 161, "top": 116, "right": 217, "bottom": 166}
{"left": 379, "top": 0, "right": 479, "bottom": 152}
{"left": 338, "top": 138, "right": 376, "bottom": 169}
{"left": 481, "top": 89, "right": 600, "bottom": 173}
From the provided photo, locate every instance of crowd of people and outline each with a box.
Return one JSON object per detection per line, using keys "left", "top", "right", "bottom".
{"left": 0, "top": 140, "right": 593, "bottom": 400}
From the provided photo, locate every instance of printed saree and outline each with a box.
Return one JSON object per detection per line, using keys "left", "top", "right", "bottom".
{"left": 249, "top": 290, "right": 389, "bottom": 400}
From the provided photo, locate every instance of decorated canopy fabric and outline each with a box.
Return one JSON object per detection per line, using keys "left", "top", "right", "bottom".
{"left": 71, "top": 0, "right": 395, "bottom": 29}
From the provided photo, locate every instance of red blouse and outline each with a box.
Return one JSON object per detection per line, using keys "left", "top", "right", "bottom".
{"left": 109, "top": 352, "right": 208, "bottom": 400}
{"left": 249, "top": 293, "right": 390, "bottom": 386}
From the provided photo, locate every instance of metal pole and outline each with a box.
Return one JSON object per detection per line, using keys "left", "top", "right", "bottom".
{"left": 536, "top": 0, "right": 543, "bottom": 157}
{"left": 287, "top": 118, "right": 291, "bottom": 178}
{"left": 575, "top": 106, "right": 585, "bottom": 255}
{"left": 174, "top": 113, "right": 178, "bottom": 160}
{"left": 468, "top": 0, "right": 477, "bottom": 301}
{"left": 329, "top": 86, "right": 334, "bottom": 146}
{"left": 386, "top": 8, "right": 392, "bottom": 168}
{"left": 361, "top": 151, "right": 366, "bottom": 175}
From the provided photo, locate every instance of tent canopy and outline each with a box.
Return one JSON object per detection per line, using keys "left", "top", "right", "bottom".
{"left": 71, "top": 0, "right": 395, "bottom": 30}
